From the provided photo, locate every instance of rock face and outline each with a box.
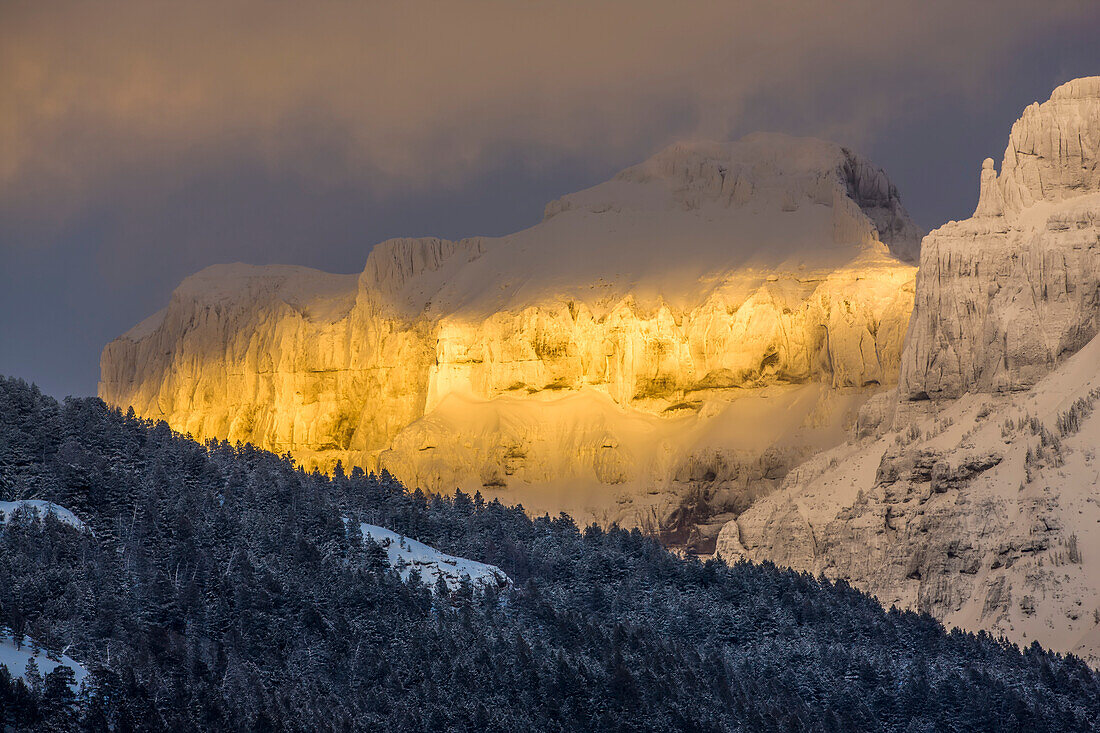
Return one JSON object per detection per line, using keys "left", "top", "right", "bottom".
{"left": 901, "top": 77, "right": 1100, "bottom": 400}
{"left": 719, "top": 78, "right": 1100, "bottom": 659}
{"left": 101, "top": 133, "right": 919, "bottom": 539}
{"left": 718, "top": 342, "right": 1100, "bottom": 660}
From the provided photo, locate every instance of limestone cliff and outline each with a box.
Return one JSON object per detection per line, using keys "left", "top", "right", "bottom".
{"left": 901, "top": 77, "right": 1100, "bottom": 400}
{"left": 718, "top": 78, "right": 1100, "bottom": 659}
{"left": 101, "top": 133, "right": 919, "bottom": 541}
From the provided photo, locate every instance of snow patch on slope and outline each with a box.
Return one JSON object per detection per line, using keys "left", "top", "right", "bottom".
{"left": 0, "top": 500, "right": 87, "bottom": 532}
{"left": 357, "top": 523, "right": 509, "bottom": 592}
{"left": 0, "top": 630, "right": 88, "bottom": 692}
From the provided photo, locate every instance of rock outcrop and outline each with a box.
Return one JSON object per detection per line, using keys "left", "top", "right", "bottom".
{"left": 101, "top": 133, "right": 920, "bottom": 539}
{"left": 718, "top": 340, "right": 1100, "bottom": 660}
{"left": 718, "top": 77, "right": 1100, "bottom": 659}
{"left": 901, "top": 77, "right": 1100, "bottom": 400}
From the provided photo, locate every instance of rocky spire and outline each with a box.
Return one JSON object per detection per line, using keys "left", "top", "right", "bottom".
{"left": 973, "top": 158, "right": 1004, "bottom": 218}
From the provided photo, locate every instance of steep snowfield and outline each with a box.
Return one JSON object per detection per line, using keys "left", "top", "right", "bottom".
{"left": 100, "top": 133, "right": 919, "bottom": 540}
{"left": 357, "top": 523, "right": 509, "bottom": 591}
{"left": 0, "top": 500, "right": 87, "bottom": 532}
{"left": 0, "top": 630, "right": 88, "bottom": 691}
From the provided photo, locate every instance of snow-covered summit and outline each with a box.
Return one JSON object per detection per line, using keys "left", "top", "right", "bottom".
{"left": 902, "top": 76, "right": 1100, "bottom": 401}
{"left": 119, "top": 263, "right": 359, "bottom": 342}
{"left": 173, "top": 263, "right": 358, "bottom": 318}
{"left": 974, "top": 76, "right": 1100, "bottom": 219}
{"left": 420, "top": 133, "right": 920, "bottom": 319}
{"left": 544, "top": 133, "right": 921, "bottom": 263}
{"left": 1050, "top": 75, "right": 1100, "bottom": 101}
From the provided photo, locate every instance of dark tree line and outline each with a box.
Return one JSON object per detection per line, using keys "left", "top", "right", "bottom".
{"left": 0, "top": 375, "right": 1097, "bottom": 731}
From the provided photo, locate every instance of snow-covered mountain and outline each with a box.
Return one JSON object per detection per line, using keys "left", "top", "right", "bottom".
{"left": 718, "top": 77, "right": 1100, "bottom": 660}
{"left": 100, "top": 133, "right": 921, "bottom": 544}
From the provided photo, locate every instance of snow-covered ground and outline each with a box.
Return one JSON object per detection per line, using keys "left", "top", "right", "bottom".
{"left": 0, "top": 500, "right": 87, "bottom": 532}
{"left": 357, "top": 523, "right": 509, "bottom": 591}
{"left": 0, "top": 630, "right": 88, "bottom": 692}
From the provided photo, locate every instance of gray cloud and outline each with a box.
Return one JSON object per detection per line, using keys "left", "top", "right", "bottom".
{"left": 3, "top": 0, "right": 1094, "bottom": 221}
{"left": 0, "top": 0, "right": 1098, "bottom": 396}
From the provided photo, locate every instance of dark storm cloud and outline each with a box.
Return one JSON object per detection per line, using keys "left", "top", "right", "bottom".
{"left": 1, "top": 0, "right": 1098, "bottom": 396}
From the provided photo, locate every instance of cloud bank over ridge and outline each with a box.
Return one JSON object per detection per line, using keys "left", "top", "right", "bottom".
{"left": 1, "top": 0, "right": 1098, "bottom": 396}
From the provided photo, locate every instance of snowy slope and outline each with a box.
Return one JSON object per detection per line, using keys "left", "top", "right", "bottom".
{"left": 721, "top": 330, "right": 1100, "bottom": 661}
{"left": 0, "top": 630, "right": 88, "bottom": 691}
{"left": 357, "top": 523, "right": 509, "bottom": 591}
{"left": 381, "top": 383, "right": 869, "bottom": 531}
{"left": 0, "top": 500, "right": 87, "bottom": 532}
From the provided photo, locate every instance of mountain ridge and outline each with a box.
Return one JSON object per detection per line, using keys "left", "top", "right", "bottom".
{"left": 100, "top": 132, "right": 921, "bottom": 541}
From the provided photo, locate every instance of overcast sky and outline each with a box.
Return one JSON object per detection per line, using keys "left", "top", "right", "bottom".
{"left": 2, "top": 0, "right": 1098, "bottom": 398}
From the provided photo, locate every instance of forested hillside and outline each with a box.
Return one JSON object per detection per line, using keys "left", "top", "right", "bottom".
{"left": 0, "top": 376, "right": 1098, "bottom": 731}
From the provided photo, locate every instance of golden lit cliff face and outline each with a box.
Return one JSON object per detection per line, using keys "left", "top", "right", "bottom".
{"left": 99, "top": 135, "right": 920, "bottom": 535}
{"left": 98, "top": 255, "right": 914, "bottom": 535}
{"left": 418, "top": 254, "right": 915, "bottom": 423}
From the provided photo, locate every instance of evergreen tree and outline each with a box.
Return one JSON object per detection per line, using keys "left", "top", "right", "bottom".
{"left": 0, "top": 375, "right": 1097, "bottom": 731}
